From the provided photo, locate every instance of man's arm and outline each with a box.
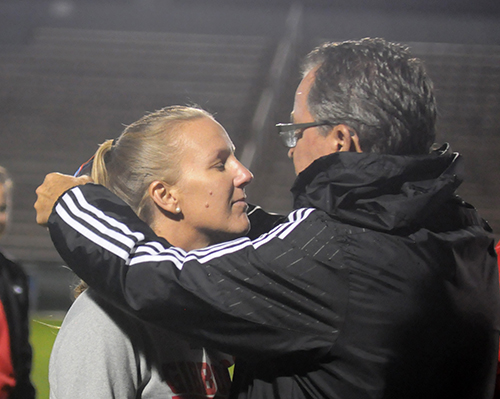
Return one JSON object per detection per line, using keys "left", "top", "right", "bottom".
{"left": 246, "top": 204, "right": 286, "bottom": 240}
{"left": 45, "top": 184, "right": 340, "bottom": 361}
{"left": 34, "top": 173, "right": 93, "bottom": 226}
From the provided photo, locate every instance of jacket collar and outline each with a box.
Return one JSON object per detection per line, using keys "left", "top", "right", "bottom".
{"left": 291, "top": 144, "right": 463, "bottom": 232}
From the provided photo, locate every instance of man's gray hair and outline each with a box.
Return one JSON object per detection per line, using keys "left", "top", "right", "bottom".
{"left": 302, "top": 38, "right": 436, "bottom": 155}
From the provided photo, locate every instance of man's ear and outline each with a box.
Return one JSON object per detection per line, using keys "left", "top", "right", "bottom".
{"left": 148, "top": 181, "right": 179, "bottom": 215}
{"left": 329, "top": 124, "right": 362, "bottom": 153}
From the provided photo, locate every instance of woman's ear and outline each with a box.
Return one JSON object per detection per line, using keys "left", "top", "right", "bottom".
{"left": 329, "top": 124, "right": 362, "bottom": 153}
{"left": 148, "top": 181, "right": 179, "bottom": 215}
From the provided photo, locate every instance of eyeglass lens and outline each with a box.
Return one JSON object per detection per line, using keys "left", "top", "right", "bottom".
{"left": 279, "top": 130, "right": 299, "bottom": 148}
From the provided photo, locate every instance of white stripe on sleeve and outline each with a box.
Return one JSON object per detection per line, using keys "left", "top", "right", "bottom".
{"left": 61, "top": 192, "right": 139, "bottom": 250}
{"left": 129, "top": 208, "right": 316, "bottom": 268}
{"left": 72, "top": 188, "right": 145, "bottom": 242}
{"left": 55, "top": 203, "right": 131, "bottom": 260}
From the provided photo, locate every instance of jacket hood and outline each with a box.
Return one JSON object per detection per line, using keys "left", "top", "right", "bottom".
{"left": 291, "top": 144, "right": 464, "bottom": 232}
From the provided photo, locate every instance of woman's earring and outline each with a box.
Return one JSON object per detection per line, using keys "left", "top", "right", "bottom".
{"left": 175, "top": 207, "right": 181, "bottom": 214}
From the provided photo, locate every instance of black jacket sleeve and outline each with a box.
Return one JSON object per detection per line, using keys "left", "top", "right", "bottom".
{"left": 246, "top": 204, "right": 286, "bottom": 240}
{"left": 47, "top": 184, "right": 338, "bottom": 361}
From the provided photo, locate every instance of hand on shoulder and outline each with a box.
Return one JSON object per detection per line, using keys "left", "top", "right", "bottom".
{"left": 34, "top": 173, "right": 93, "bottom": 226}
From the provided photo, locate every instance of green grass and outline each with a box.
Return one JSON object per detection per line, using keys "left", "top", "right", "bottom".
{"left": 30, "top": 315, "right": 63, "bottom": 399}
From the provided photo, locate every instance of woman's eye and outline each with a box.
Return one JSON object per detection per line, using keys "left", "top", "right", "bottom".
{"left": 215, "top": 162, "right": 226, "bottom": 171}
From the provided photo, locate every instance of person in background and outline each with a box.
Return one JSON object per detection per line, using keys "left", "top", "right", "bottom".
{"left": 0, "top": 166, "right": 35, "bottom": 399}
{"left": 47, "top": 105, "right": 258, "bottom": 398}
{"left": 35, "top": 38, "right": 500, "bottom": 398}
{"left": 495, "top": 240, "right": 500, "bottom": 399}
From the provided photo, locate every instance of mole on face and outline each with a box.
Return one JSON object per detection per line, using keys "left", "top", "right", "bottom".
{"left": 205, "top": 191, "right": 213, "bottom": 208}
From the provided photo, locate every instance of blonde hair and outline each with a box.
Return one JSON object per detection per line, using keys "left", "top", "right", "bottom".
{"left": 0, "top": 166, "right": 13, "bottom": 237}
{"left": 0, "top": 166, "right": 13, "bottom": 200}
{"left": 76, "top": 106, "right": 214, "bottom": 297}
{"left": 91, "top": 105, "right": 214, "bottom": 225}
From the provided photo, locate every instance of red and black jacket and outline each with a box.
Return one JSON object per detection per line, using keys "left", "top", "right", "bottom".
{"left": 0, "top": 251, "right": 35, "bottom": 399}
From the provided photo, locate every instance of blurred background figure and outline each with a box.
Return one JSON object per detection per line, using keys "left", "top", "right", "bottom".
{"left": 0, "top": 166, "right": 35, "bottom": 399}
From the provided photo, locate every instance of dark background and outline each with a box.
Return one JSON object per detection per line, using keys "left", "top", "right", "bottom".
{"left": 1, "top": 0, "right": 499, "bottom": 312}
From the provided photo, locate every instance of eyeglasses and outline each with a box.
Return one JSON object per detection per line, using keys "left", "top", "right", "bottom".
{"left": 275, "top": 121, "right": 334, "bottom": 148}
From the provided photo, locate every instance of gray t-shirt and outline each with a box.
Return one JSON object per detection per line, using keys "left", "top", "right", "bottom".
{"left": 49, "top": 288, "right": 232, "bottom": 398}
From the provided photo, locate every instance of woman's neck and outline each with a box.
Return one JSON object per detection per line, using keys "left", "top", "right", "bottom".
{"left": 152, "top": 218, "right": 210, "bottom": 252}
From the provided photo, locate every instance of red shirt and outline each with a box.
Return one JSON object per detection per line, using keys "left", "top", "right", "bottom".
{"left": 0, "top": 300, "right": 15, "bottom": 399}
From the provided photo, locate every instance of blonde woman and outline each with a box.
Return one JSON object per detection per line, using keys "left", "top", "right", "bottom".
{"left": 49, "top": 106, "right": 254, "bottom": 398}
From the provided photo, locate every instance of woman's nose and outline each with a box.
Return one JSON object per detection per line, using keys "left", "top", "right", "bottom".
{"left": 235, "top": 161, "right": 253, "bottom": 188}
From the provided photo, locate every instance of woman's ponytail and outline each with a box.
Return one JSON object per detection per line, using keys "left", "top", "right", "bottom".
{"left": 91, "top": 139, "right": 114, "bottom": 187}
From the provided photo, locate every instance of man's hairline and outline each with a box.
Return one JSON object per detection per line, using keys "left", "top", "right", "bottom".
{"left": 300, "top": 61, "right": 336, "bottom": 138}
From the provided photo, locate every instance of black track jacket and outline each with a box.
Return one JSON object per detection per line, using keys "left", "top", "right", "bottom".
{"left": 47, "top": 147, "right": 500, "bottom": 399}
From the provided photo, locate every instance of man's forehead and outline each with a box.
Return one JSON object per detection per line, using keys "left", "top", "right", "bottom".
{"left": 294, "top": 68, "right": 316, "bottom": 101}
